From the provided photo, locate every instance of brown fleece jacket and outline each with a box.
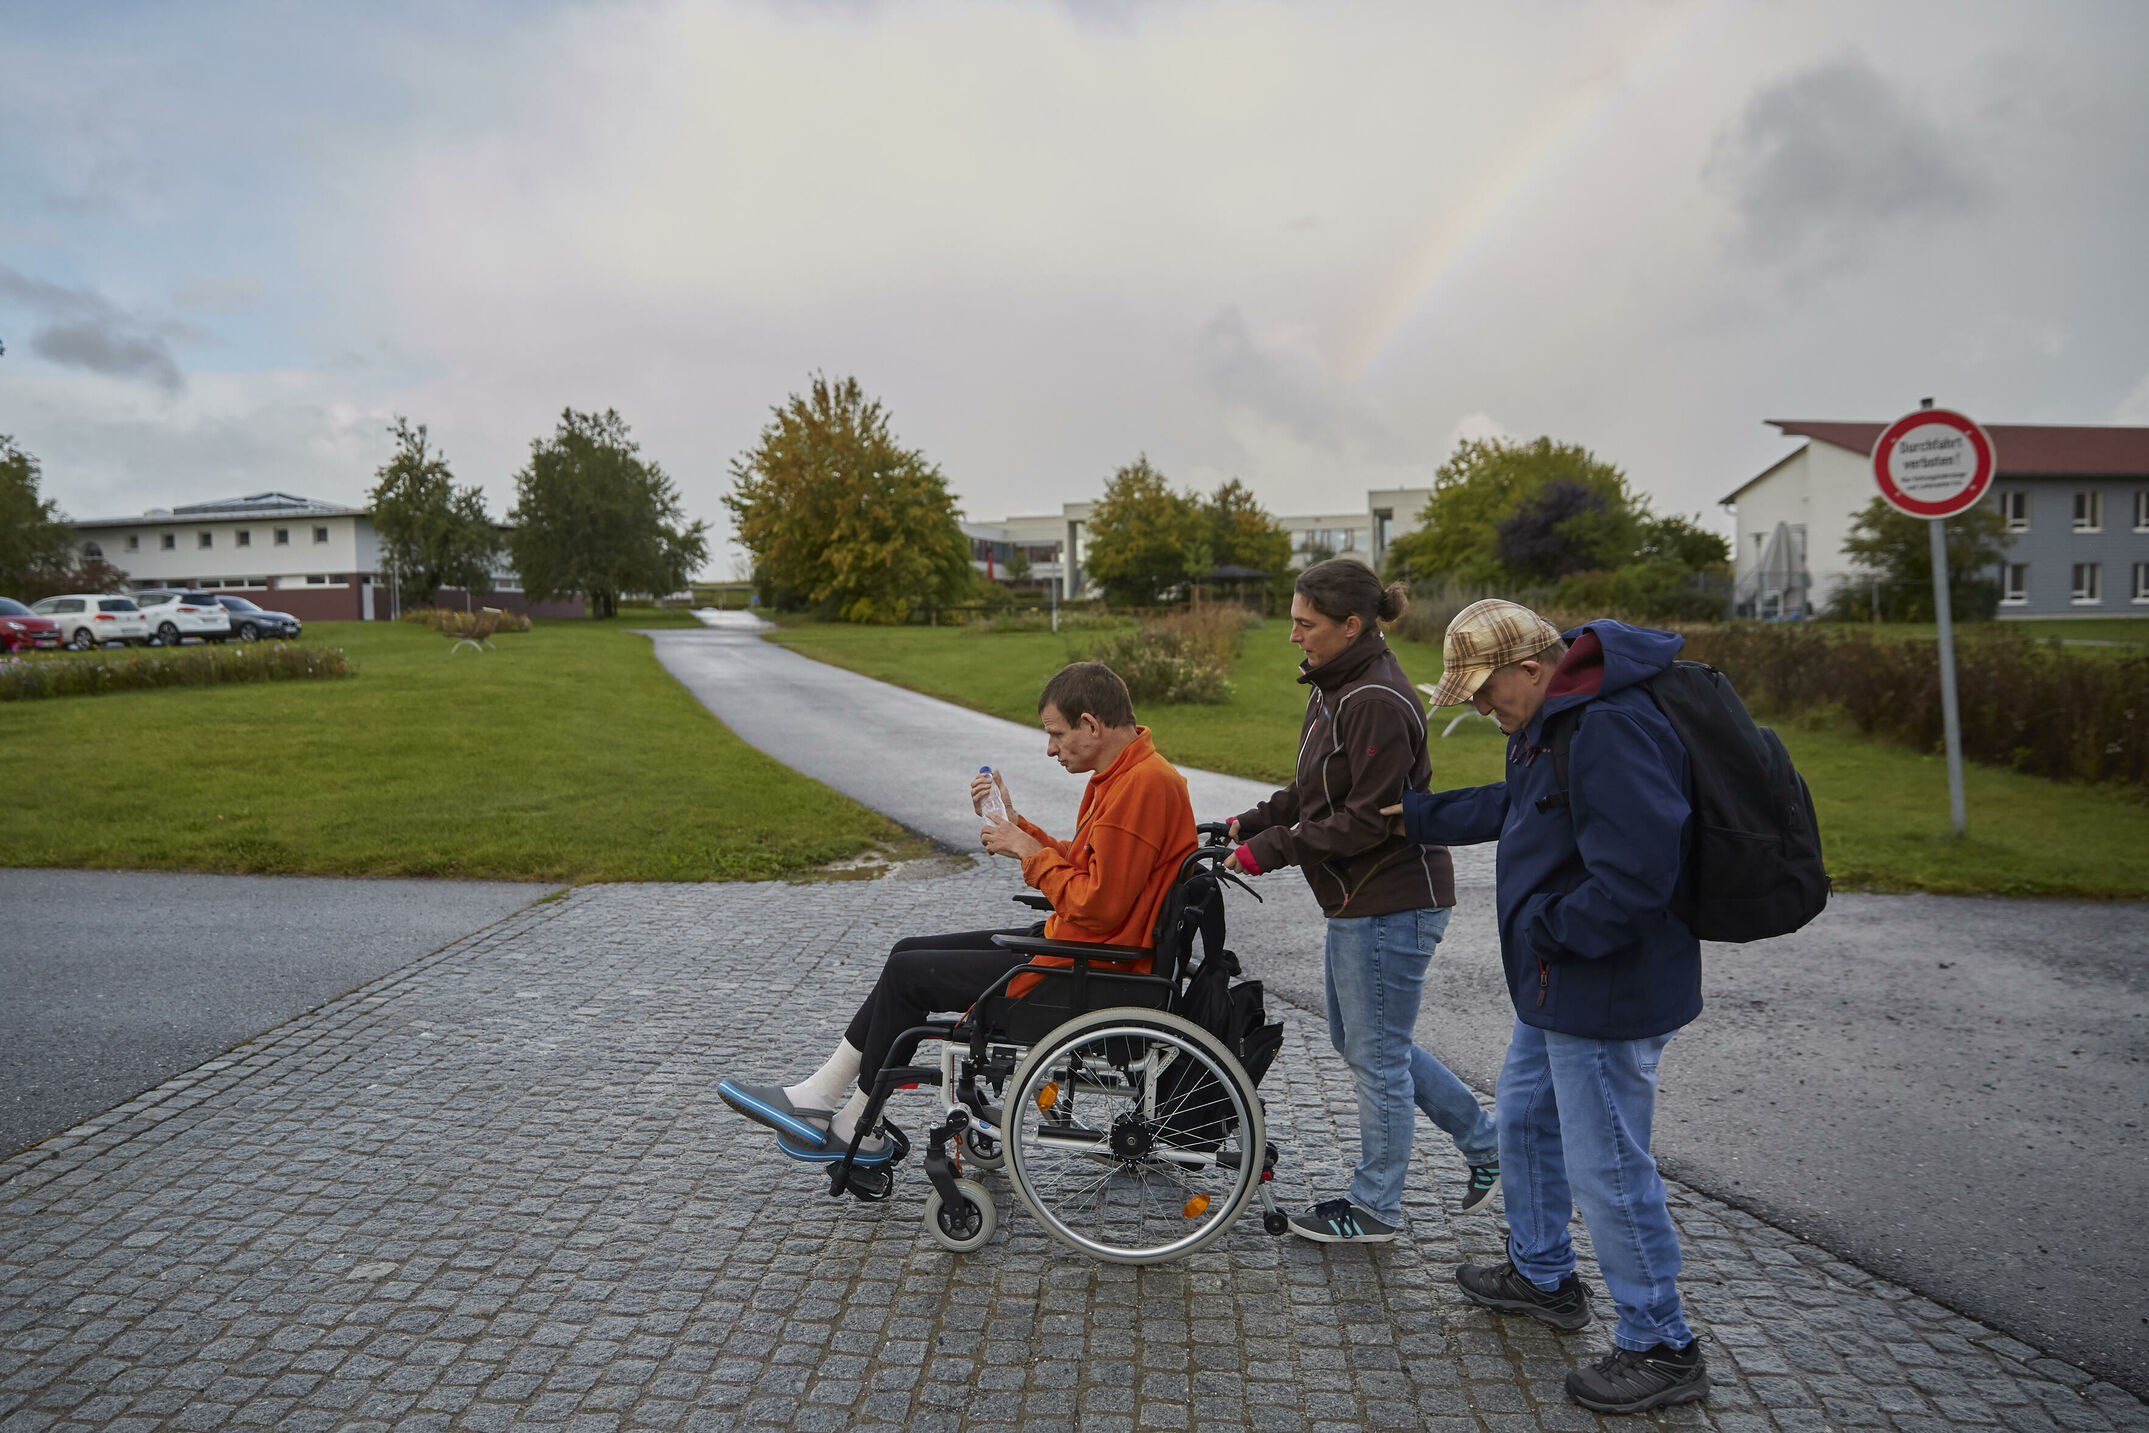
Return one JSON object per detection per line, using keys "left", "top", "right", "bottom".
{"left": 1233, "top": 630, "right": 1456, "bottom": 918}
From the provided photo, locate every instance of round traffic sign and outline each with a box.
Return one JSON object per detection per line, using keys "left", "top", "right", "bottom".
{"left": 1871, "top": 408, "right": 1996, "bottom": 518}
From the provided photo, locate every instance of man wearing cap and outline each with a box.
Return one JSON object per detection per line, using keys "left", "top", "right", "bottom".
{"left": 1389, "top": 599, "right": 1708, "bottom": 1416}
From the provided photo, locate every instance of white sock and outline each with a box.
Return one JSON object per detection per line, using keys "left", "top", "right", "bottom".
{"left": 784, "top": 1040, "right": 861, "bottom": 1112}
{"left": 828, "top": 1089, "right": 874, "bottom": 1144}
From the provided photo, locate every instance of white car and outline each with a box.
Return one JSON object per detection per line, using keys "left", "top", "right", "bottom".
{"left": 132, "top": 590, "right": 233, "bottom": 646}
{"left": 29, "top": 594, "right": 153, "bottom": 650}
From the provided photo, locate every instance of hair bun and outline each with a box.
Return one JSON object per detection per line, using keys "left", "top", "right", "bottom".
{"left": 1378, "top": 581, "right": 1409, "bottom": 623}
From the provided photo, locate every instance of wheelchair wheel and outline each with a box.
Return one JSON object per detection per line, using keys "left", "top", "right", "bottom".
{"left": 1004, "top": 1008, "right": 1264, "bottom": 1265}
{"left": 961, "top": 1124, "right": 1006, "bottom": 1172}
{"left": 923, "top": 1177, "right": 997, "bottom": 1253}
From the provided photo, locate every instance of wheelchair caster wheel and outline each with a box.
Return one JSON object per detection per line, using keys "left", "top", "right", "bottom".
{"left": 924, "top": 1178, "right": 997, "bottom": 1253}
{"left": 1263, "top": 1211, "right": 1290, "bottom": 1237}
{"left": 961, "top": 1126, "right": 1006, "bottom": 1172}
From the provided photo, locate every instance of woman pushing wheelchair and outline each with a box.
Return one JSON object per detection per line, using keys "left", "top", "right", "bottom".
{"left": 718, "top": 660, "right": 1199, "bottom": 1167}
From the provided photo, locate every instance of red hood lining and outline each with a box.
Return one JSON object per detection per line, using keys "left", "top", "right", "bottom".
{"left": 1543, "top": 629, "right": 1604, "bottom": 700}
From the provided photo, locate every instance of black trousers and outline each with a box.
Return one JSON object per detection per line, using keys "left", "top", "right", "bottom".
{"left": 843, "top": 927, "right": 1031, "bottom": 1088}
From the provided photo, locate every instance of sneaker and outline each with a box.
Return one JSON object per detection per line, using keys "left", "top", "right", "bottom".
{"left": 1565, "top": 1341, "right": 1709, "bottom": 1414}
{"left": 775, "top": 1125, "right": 897, "bottom": 1165}
{"left": 1288, "top": 1197, "right": 1397, "bottom": 1243}
{"left": 1459, "top": 1161, "right": 1501, "bottom": 1216}
{"left": 1454, "top": 1256, "right": 1593, "bottom": 1331}
{"left": 717, "top": 1080, "right": 833, "bottom": 1147}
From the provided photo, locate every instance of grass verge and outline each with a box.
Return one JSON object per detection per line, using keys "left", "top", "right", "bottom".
{"left": 772, "top": 622, "right": 2149, "bottom": 900}
{"left": 4, "top": 619, "right": 922, "bottom": 883}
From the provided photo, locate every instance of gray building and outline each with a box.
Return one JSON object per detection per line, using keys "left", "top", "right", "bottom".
{"left": 1723, "top": 421, "right": 2149, "bottom": 619}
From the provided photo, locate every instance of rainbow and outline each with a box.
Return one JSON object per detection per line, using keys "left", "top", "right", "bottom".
{"left": 1348, "top": 0, "right": 1749, "bottom": 387}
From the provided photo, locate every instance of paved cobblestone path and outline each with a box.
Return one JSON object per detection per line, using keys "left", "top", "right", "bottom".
{"left": 5, "top": 871, "right": 2143, "bottom": 1433}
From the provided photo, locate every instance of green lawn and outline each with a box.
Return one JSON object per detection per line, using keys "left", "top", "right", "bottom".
{"left": 773, "top": 621, "right": 2149, "bottom": 900}
{"left": 1832, "top": 616, "right": 2149, "bottom": 650}
{"left": 3, "top": 619, "right": 918, "bottom": 883}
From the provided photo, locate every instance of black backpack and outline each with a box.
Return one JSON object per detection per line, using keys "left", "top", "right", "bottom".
{"left": 1154, "top": 884, "right": 1285, "bottom": 1148}
{"left": 1539, "top": 660, "right": 1829, "bottom": 943}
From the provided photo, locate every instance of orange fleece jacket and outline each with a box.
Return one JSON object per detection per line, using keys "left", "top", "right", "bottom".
{"left": 1009, "top": 728, "right": 1198, "bottom": 992}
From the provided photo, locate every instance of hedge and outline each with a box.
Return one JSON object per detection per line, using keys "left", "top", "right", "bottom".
{"left": 0, "top": 643, "right": 353, "bottom": 702}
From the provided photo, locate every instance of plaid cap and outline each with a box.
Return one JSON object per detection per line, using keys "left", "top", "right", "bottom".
{"left": 1425, "top": 599, "right": 1565, "bottom": 707}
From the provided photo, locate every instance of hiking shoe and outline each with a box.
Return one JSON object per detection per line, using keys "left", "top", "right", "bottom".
{"left": 1288, "top": 1197, "right": 1397, "bottom": 1243}
{"left": 1454, "top": 1256, "right": 1593, "bottom": 1331}
{"left": 1459, "top": 1161, "right": 1501, "bottom": 1215}
{"left": 775, "top": 1124, "right": 898, "bottom": 1166}
{"left": 717, "top": 1080, "right": 833, "bottom": 1147}
{"left": 1565, "top": 1341, "right": 1709, "bottom": 1414}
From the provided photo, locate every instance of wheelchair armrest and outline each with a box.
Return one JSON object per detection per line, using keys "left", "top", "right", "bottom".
{"left": 990, "top": 932, "right": 1152, "bottom": 963}
{"left": 1011, "top": 894, "right": 1053, "bottom": 912}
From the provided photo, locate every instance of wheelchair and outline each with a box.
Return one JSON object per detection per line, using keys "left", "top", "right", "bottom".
{"left": 819, "top": 822, "right": 1291, "bottom": 1264}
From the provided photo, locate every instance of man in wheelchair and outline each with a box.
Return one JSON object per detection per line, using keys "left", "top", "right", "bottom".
{"left": 718, "top": 661, "right": 1199, "bottom": 1168}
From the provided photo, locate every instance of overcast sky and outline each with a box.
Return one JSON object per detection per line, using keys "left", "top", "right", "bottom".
{"left": 4, "top": 0, "right": 2145, "bottom": 574}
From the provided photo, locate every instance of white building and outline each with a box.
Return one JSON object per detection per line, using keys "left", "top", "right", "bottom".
{"left": 965, "top": 488, "right": 1432, "bottom": 598}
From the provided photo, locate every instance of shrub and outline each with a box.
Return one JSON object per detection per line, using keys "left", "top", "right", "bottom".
{"left": 0, "top": 643, "right": 353, "bottom": 703}
{"left": 1077, "top": 604, "right": 1250, "bottom": 706}
{"left": 1680, "top": 625, "right": 2149, "bottom": 791}
{"left": 400, "top": 606, "right": 531, "bottom": 634}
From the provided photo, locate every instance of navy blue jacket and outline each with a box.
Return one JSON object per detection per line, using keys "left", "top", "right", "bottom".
{"left": 1399, "top": 620, "right": 1701, "bottom": 1041}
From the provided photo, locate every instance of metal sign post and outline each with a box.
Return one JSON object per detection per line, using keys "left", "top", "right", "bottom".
{"left": 1871, "top": 400, "right": 1995, "bottom": 838}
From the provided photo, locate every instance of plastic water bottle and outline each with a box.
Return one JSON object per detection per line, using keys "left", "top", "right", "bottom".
{"left": 978, "top": 766, "right": 1009, "bottom": 824}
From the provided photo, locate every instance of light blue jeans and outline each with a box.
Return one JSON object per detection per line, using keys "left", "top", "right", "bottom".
{"left": 1325, "top": 906, "right": 1501, "bottom": 1224}
{"left": 1499, "top": 1019, "right": 1695, "bottom": 1351}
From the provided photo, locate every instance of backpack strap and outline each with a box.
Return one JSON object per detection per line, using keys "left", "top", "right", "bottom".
{"left": 1534, "top": 708, "right": 1580, "bottom": 815}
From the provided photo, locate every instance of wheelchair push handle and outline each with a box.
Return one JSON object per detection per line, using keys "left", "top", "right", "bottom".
{"left": 1196, "top": 820, "right": 1235, "bottom": 845}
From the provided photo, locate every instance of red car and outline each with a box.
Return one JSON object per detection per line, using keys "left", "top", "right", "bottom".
{"left": 0, "top": 597, "right": 62, "bottom": 652}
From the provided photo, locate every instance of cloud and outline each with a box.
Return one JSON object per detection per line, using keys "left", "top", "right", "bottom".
{"left": 0, "top": 264, "right": 185, "bottom": 392}
{"left": 1445, "top": 412, "right": 1508, "bottom": 453}
{"left": 1710, "top": 58, "right": 1986, "bottom": 273}
{"left": 2115, "top": 373, "right": 2149, "bottom": 425}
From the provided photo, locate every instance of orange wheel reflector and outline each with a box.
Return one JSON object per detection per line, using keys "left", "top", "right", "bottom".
{"left": 1182, "top": 1195, "right": 1211, "bottom": 1219}
{"left": 1036, "top": 1081, "right": 1059, "bottom": 1111}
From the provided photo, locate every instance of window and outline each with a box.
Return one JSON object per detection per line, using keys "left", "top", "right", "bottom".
{"left": 198, "top": 531, "right": 213, "bottom": 549}
{"left": 236, "top": 530, "right": 251, "bottom": 548}
{"left": 2072, "top": 563, "right": 2102, "bottom": 604}
{"left": 161, "top": 533, "right": 177, "bottom": 550}
{"left": 126, "top": 534, "right": 140, "bottom": 552}
{"left": 2134, "top": 563, "right": 2149, "bottom": 604}
{"left": 82, "top": 540, "right": 103, "bottom": 559}
{"left": 2073, "top": 491, "right": 2103, "bottom": 532}
{"left": 2136, "top": 491, "right": 2149, "bottom": 532}
{"left": 297, "top": 574, "right": 348, "bottom": 588}
{"left": 1999, "top": 491, "right": 2029, "bottom": 531}
{"left": 274, "top": 528, "right": 290, "bottom": 545}
{"left": 313, "top": 525, "right": 329, "bottom": 544}
{"left": 2002, "top": 563, "right": 2029, "bottom": 604}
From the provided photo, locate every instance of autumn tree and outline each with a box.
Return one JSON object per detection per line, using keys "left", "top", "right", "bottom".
{"left": 1201, "top": 478, "right": 1292, "bottom": 579}
{"left": 369, "top": 417, "right": 500, "bottom": 611}
{"left": 724, "top": 375, "right": 973, "bottom": 623}
{"left": 1082, "top": 456, "right": 1205, "bottom": 606}
{"left": 1383, "top": 437, "right": 1636, "bottom": 585}
{"left": 0, "top": 436, "right": 78, "bottom": 595}
{"left": 510, "top": 409, "right": 708, "bottom": 619}
{"left": 1827, "top": 496, "right": 2011, "bottom": 621}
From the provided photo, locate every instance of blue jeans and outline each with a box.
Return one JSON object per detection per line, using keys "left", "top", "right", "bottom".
{"left": 1325, "top": 907, "right": 1501, "bottom": 1223}
{"left": 1498, "top": 1019, "right": 1694, "bottom": 1351}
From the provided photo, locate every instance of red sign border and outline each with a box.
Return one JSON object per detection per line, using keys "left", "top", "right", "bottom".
{"left": 1872, "top": 409, "right": 1996, "bottom": 519}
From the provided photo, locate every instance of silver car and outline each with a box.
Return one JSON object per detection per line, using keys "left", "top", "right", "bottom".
{"left": 132, "top": 590, "right": 234, "bottom": 646}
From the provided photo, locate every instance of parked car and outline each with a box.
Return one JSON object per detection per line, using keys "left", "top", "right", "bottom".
{"left": 29, "top": 594, "right": 152, "bottom": 649}
{"left": 132, "top": 590, "right": 233, "bottom": 646}
{"left": 0, "top": 596, "right": 62, "bottom": 652}
{"left": 210, "top": 594, "right": 303, "bottom": 641}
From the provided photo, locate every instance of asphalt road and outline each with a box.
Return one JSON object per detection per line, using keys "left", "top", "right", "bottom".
{"left": 0, "top": 869, "right": 546, "bottom": 1157}
{"left": 654, "top": 621, "right": 2149, "bottom": 1393}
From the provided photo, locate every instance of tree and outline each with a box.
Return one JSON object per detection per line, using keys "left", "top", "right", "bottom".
{"left": 0, "top": 436, "right": 78, "bottom": 595}
{"left": 1082, "top": 456, "right": 1205, "bottom": 606}
{"left": 724, "top": 375, "right": 974, "bottom": 624}
{"left": 1383, "top": 436, "right": 1635, "bottom": 585}
{"left": 1200, "top": 478, "right": 1292, "bottom": 579}
{"left": 510, "top": 409, "right": 708, "bottom": 620}
{"left": 369, "top": 418, "right": 500, "bottom": 612}
{"left": 1495, "top": 480, "right": 1634, "bottom": 581}
{"left": 1828, "top": 496, "right": 2011, "bottom": 621}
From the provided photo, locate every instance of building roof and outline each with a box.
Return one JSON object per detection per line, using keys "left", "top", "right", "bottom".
{"left": 73, "top": 493, "right": 365, "bottom": 529}
{"left": 1722, "top": 420, "right": 2149, "bottom": 505}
